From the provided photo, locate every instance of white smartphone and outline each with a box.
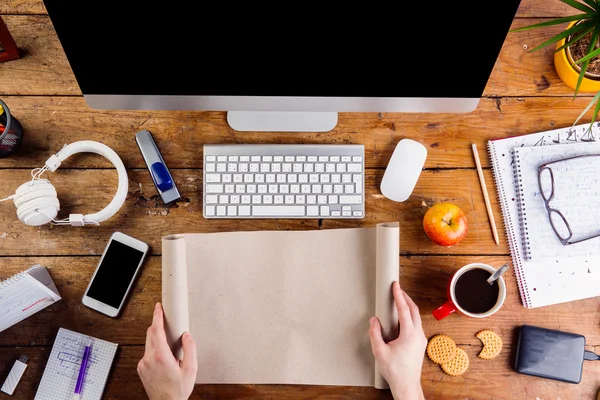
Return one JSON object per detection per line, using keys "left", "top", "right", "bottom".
{"left": 82, "top": 232, "right": 149, "bottom": 317}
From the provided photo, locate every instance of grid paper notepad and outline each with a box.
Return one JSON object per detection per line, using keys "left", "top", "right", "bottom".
{"left": 35, "top": 328, "right": 118, "bottom": 400}
{"left": 488, "top": 122, "right": 600, "bottom": 309}
{"left": 514, "top": 142, "right": 600, "bottom": 261}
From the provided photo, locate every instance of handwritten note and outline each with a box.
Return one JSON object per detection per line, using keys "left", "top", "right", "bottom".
{"left": 35, "top": 328, "right": 118, "bottom": 400}
{"left": 0, "top": 265, "right": 61, "bottom": 333}
{"left": 514, "top": 142, "right": 600, "bottom": 261}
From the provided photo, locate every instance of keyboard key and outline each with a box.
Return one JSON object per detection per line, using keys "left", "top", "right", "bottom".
{"left": 353, "top": 211, "right": 363, "bottom": 217}
{"left": 252, "top": 195, "right": 262, "bottom": 204}
{"left": 263, "top": 195, "right": 273, "bottom": 204}
{"left": 274, "top": 195, "right": 284, "bottom": 204}
{"left": 307, "top": 206, "right": 319, "bottom": 216}
{"left": 217, "top": 156, "right": 227, "bottom": 162}
{"left": 206, "top": 184, "right": 224, "bottom": 193}
{"left": 206, "top": 195, "right": 218, "bottom": 204}
{"left": 206, "top": 156, "right": 216, "bottom": 162}
{"left": 219, "top": 195, "right": 229, "bottom": 204}
{"left": 217, "top": 164, "right": 227, "bottom": 172}
{"left": 341, "top": 156, "right": 351, "bottom": 162}
{"left": 228, "top": 156, "right": 238, "bottom": 162}
{"left": 274, "top": 156, "right": 284, "bottom": 162}
{"left": 222, "top": 174, "right": 232, "bottom": 183}
{"left": 205, "top": 205, "right": 215, "bottom": 216}
{"left": 230, "top": 195, "right": 240, "bottom": 204}
{"left": 348, "top": 164, "right": 362, "bottom": 172}
{"left": 352, "top": 156, "right": 362, "bottom": 162}
{"left": 227, "top": 206, "right": 237, "bottom": 216}
{"left": 205, "top": 174, "right": 221, "bottom": 183}
{"left": 217, "top": 205, "right": 226, "bottom": 216}
{"left": 206, "top": 163, "right": 216, "bottom": 172}
{"left": 320, "top": 206, "right": 330, "bottom": 216}
{"left": 239, "top": 205, "right": 251, "bottom": 216}
{"left": 240, "top": 156, "right": 250, "bottom": 162}
{"left": 340, "top": 195, "right": 362, "bottom": 204}
{"left": 233, "top": 174, "right": 243, "bottom": 183}
{"left": 253, "top": 205, "right": 305, "bottom": 217}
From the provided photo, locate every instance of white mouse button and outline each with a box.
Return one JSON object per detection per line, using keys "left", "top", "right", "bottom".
{"left": 380, "top": 139, "right": 427, "bottom": 202}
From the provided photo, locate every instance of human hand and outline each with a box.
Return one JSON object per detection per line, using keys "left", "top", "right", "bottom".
{"left": 138, "top": 302, "right": 198, "bottom": 400}
{"left": 369, "top": 281, "right": 427, "bottom": 400}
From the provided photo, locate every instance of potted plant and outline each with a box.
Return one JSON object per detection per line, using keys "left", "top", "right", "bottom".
{"left": 512, "top": 0, "right": 600, "bottom": 128}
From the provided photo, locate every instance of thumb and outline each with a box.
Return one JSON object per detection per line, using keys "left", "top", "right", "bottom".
{"left": 181, "top": 332, "right": 198, "bottom": 379}
{"left": 368, "top": 317, "right": 387, "bottom": 358}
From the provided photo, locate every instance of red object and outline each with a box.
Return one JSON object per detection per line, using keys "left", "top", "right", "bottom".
{"left": 0, "top": 16, "right": 22, "bottom": 63}
{"left": 432, "top": 277, "right": 459, "bottom": 321}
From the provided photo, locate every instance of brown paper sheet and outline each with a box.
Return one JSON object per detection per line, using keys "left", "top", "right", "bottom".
{"left": 162, "top": 222, "right": 399, "bottom": 387}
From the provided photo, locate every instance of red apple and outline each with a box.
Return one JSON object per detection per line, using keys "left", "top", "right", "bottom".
{"left": 423, "top": 202, "right": 468, "bottom": 246}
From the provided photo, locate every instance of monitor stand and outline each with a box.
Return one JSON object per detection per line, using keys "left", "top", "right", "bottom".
{"left": 227, "top": 111, "right": 338, "bottom": 132}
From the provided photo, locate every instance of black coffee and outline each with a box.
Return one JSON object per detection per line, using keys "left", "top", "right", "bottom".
{"left": 454, "top": 268, "right": 499, "bottom": 314}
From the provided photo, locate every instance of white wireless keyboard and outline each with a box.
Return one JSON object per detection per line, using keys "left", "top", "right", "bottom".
{"left": 203, "top": 144, "right": 365, "bottom": 219}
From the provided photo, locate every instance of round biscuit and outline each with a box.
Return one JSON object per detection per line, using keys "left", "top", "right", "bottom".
{"left": 441, "top": 347, "right": 469, "bottom": 376}
{"left": 476, "top": 329, "right": 503, "bottom": 360}
{"left": 426, "top": 334, "right": 457, "bottom": 364}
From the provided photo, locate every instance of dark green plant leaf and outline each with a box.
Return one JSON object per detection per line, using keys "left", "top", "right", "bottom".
{"left": 561, "top": 0, "right": 598, "bottom": 13}
{"left": 578, "top": 0, "right": 600, "bottom": 12}
{"left": 572, "top": 90, "right": 600, "bottom": 127}
{"left": 556, "top": 25, "right": 595, "bottom": 51}
{"left": 510, "top": 14, "right": 590, "bottom": 32}
{"left": 526, "top": 19, "right": 595, "bottom": 52}
{"left": 572, "top": 24, "right": 600, "bottom": 96}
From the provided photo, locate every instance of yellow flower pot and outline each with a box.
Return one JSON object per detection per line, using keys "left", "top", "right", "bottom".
{"left": 554, "top": 21, "right": 600, "bottom": 92}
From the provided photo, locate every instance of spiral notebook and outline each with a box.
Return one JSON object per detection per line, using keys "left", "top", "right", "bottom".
{"left": 0, "top": 264, "right": 61, "bottom": 333}
{"left": 488, "top": 122, "right": 600, "bottom": 308}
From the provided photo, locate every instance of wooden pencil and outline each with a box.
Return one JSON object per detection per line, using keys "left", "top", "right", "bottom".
{"left": 471, "top": 143, "right": 500, "bottom": 246}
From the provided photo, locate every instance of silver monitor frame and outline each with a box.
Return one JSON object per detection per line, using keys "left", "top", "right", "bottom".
{"left": 85, "top": 95, "right": 480, "bottom": 132}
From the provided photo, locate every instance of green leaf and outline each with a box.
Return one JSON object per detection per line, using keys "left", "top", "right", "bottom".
{"left": 527, "top": 20, "right": 595, "bottom": 52}
{"left": 573, "top": 46, "right": 600, "bottom": 63}
{"left": 510, "top": 14, "right": 591, "bottom": 32}
{"left": 573, "top": 23, "right": 600, "bottom": 78}
{"left": 556, "top": 25, "right": 594, "bottom": 52}
{"left": 572, "top": 90, "right": 600, "bottom": 127}
{"left": 579, "top": 0, "right": 600, "bottom": 12}
{"left": 561, "top": 0, "right": 598, "bottom": 13}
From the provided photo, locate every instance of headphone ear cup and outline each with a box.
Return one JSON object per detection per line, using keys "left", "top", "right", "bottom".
{"left": 14, "top": 179, "right": 53, "bottom": 198}
{"left": 16, "top": 197, "right": 60, "bottom": 226}
{"left": 13, "top": 186, "right": 58, "bottom": 208}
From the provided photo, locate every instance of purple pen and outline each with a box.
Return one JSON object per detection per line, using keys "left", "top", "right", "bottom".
{"left": 73, "top": 338, "right": 93, "bottom": 400}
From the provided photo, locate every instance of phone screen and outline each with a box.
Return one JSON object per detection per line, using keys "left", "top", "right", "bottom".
{"left": 86, "top": 240, "right": 145, "bottom": 308}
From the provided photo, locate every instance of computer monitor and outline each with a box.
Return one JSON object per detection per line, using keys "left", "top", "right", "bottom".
{"left": 43, "top": 1, "right": 522, "bottom": 132}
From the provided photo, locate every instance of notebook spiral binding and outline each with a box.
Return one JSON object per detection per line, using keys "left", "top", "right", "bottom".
{"left": 0, "top": 271, "right": 27, "bottom": 289}
{"left": 513, "top": 152, "right": 532, "bottom": 260}
{"left": 487, "top": 141, "right": 531, "bottom": 308}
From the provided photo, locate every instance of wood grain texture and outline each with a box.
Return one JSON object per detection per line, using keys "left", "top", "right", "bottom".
{"left": 0, "top": 96, "right": 598, "bottom": 170}
{"left": 0, "top": 169, "right": 508, "bottom": 256}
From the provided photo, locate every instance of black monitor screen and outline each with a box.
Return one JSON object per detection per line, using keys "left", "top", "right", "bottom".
{"left": 44, "top": 1, "right": 522, "bottom": 98}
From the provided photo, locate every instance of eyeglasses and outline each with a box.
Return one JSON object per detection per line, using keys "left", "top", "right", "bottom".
{"left": 537, "top": 154, "right": 600, "bottom": 246}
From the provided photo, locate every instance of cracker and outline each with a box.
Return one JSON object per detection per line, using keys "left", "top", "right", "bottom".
{"left": 476, "top": 329, "right": 503, "bottom": 360}
{"left": 426, "top": 334, "right": 457, "bottom": 364}
{"left": 441, "top": 347, "right": 469, "bottom": 376}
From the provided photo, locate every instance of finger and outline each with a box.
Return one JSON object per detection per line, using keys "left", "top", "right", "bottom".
{"left": 181, "top": 332, "right": 198, "bottom": 378}
{"left": 402, "top": 289, "right": 422, "bottom": 328}
{"left": 145, "top": 325, "right": 154, "bottom": 352}
{"left": 150, "top": 302, "right": 169, "bottom": 349}
{"left": 393, "top": 281, "right": 413, "bottom": 329}
{"left": 368, "top": 317, "right": 387, "bottom": 357}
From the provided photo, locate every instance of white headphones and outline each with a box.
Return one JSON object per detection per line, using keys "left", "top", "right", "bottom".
{"left": 1, "top": 140, "right": 128, "bottom": 227}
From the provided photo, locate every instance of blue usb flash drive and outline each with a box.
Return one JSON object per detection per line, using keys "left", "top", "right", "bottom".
{"left": 135, "top": 130, "right": 181, "bottom": 204}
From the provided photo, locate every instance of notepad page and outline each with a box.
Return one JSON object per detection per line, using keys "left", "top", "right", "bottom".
{"left": 514, "top": 142, "right": 600, "bottom": 261}
{"left": 35, "top": 328, "right": 118, "bottom": 400}
{"left": 0, "top": 265, "right": 60, "bottom": 333}
{"left": 488, "top": 122, "right": 600, "bottom": 309}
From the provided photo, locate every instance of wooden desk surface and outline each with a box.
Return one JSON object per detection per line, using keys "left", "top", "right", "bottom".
{"left": 2, "top": 1, "right": 600, "bottom": 398}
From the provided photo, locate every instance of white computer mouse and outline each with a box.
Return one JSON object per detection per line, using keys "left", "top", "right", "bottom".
{"left": 380, "top": 139, "right": 427, "bottom": 202}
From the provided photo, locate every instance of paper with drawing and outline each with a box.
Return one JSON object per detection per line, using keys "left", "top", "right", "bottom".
{"left": 162, "top": 222, "right": 400, "bottom": 388}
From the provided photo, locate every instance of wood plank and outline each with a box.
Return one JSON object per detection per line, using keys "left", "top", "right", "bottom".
{"left": 0, "top": 169, "right": 510, "bottom": 256}
{"left": 4, "top": 255, "right": 600, "bottom": 348}
{"left": 1, "top": 96, "right": 599, "bottom": 170}
{"left": 3, "top": 346, "right": 600, "bottom": 400}
{"left": 0, "top": 15, "right": 593, "bottom": 98}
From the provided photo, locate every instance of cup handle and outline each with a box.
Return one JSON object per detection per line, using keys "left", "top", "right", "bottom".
{"left": 432, "top": 301, "right": 457, "bottom": 321}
